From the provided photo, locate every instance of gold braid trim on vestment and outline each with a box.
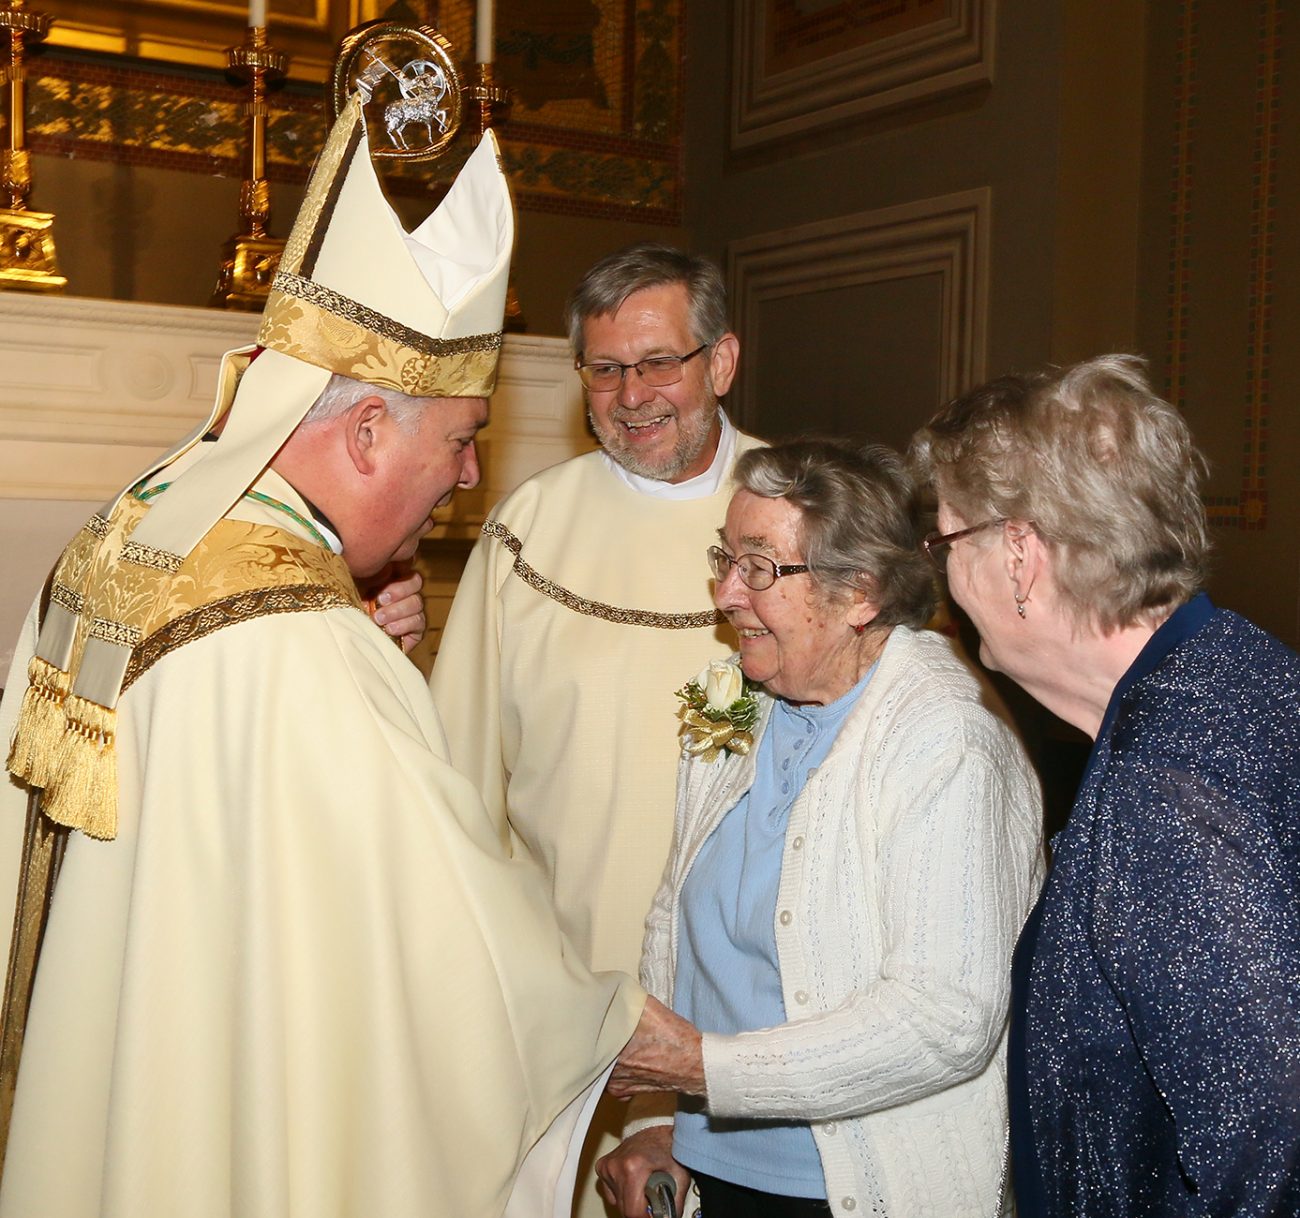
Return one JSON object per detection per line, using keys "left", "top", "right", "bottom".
{"left": 121, "top": 540, "right": 183, "bottom": 573}
{"left": 7, "top": 499, "right": 363, "bottom": 843}
{"left": 258, "top": 282, "right": 501, "bottom": 399}
{"left": 482, "top": 520, "right": 725, "bottom": 630}
{"left": 271, "top": 273, "right": 503, "bottom": 359}
{"left": 88, "top": 618, "right": 142, "bottom": 649}
{"left": 123, "top": 584, "right": 356, "bottom": 694}
{"left": 48, "top": 584, "right": 82, "bottom": 615}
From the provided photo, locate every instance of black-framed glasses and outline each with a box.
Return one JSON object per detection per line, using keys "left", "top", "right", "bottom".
{"left": 576, "top": 344, "right": 710, "bottom": 391}
{"left": 707, "top": 545, "right": 809, "bottom": 592}
{"left": 922, "top": 518, "right": 1006, "bottom": 571}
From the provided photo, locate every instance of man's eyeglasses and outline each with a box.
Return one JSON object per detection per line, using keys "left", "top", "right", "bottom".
{"left": 922, "top": 518, "right": 1006, "bottom": 571}
{"left": 576, "top": 344, "right": 710, "bottom": 392}
{"left": 707, "top": 545, "right": 809, "bottom": 592}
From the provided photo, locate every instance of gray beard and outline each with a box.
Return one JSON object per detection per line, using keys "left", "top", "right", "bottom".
{"left": 589, "top": 398, "right": 719, "bottom": 482}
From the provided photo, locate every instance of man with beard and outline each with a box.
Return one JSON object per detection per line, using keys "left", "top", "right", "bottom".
{"left": 430, "top": 243, "right": 762, "bottom": 1215}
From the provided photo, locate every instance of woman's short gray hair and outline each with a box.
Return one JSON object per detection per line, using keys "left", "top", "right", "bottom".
{"left": 910, "top": 354, "right": 1210, "bottom": 631}
{"left": 563, "top": 242, "right": 729, "bottom": 357}
{"left": 735, "top": 440, "right": 936, "bottom": 629}
{"left": 301, "top": 372, "right": 429, "bottom": 433}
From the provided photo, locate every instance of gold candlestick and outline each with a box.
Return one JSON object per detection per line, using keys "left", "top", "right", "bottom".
{"left": 466, "top": 61, "right": 510, "bottom": 142}
{"left": 465, "top": 62, "right": 523, "bottom": 329}
{"left": 0, "top": 0, "right": 65, "bottom": 293}
{"left": 211, "top": 25, "right": 289, "bottom": 311}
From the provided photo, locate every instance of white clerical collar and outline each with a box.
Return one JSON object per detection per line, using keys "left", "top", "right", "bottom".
{"left": 600, "top": 411, "right": 736, "bottom": 501}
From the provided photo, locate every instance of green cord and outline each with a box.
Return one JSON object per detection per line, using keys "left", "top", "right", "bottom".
{"left": 133, "top": 481, "right": 332, "bottom": 551}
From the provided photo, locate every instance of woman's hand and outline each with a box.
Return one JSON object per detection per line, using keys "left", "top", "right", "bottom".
{"left": 362, "top": 565, "right": 426, "bottom": 653}
{"left": 611, "top": 996, "right": 705, "bottom": 1099}
{"left": 595, "top": 1126, "right": 691, "bottom": 1218}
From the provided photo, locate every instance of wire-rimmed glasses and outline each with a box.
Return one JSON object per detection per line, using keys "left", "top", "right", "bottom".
{"left": 922, "top": 518, "right": 1007, "bottom": 571}
{"left": 706, "top": 544, "right": 809, "bottom": 592}
{"left": 576, "top": 344, "right": 710, "bottom": 392}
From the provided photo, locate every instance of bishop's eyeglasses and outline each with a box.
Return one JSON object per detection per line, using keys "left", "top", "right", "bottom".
{"left": 706, "top": 545, "right": 809, "bottom": 592}
{"left": 576, "top": 344, "right": 709, "bottom": 392}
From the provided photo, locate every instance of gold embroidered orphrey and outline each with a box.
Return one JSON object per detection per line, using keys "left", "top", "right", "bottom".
{"left": 0, "top": 496, "right": 363, "bottom": 1173}
{"left": 482, "top": 520, "right": 725, "bottom": 630}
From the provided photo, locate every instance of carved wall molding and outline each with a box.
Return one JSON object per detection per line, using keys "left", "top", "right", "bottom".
{"left": 731, "top": 0, "right": 995, "bottom": 153}
{"left": 727, "top": 187, "right": 991, "bottom": 429}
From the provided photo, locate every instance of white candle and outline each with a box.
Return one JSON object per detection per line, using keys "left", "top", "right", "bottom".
{"left": 475, "top": 0, "right": 493, "bottom": 63}
{"left": 248, "top": 0, "right": 267, "bottom": 28}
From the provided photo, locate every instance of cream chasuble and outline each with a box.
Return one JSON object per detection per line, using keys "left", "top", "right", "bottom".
{"left": 430, "top": 437, "right": 764, "bottom": 1216}
{"left": 431, "top": 438, "right": 763, "bottom": 979}
{"left": 0, "top": 475, "right": 643, "bottom": 1218}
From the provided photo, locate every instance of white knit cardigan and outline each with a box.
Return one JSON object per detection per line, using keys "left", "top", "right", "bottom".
{"left": 638, "top": 626, "right": 1045, "bottom": 1218}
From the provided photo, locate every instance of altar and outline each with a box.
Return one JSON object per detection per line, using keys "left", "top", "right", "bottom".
{"left": 0, "top": 291, "right": 594, "bottom": 675}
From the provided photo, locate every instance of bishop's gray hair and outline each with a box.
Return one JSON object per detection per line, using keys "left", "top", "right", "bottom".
{"left": 564, "top": 242, "right": 730, "bottom": 358}
{"left": 301, "top": 373, "right": 429, "bottom": 433}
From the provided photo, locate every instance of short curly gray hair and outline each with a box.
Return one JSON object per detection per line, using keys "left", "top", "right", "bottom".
{"left": 909, "top": 354, "right": 1210, "bottom": 631}
{"left": 735, "top": 440, "right": 936, "bottom": 629}
{"left": 563, "top": 242, "right": 730, "bottom": 357}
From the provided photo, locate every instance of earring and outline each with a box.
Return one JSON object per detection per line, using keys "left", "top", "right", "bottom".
{"left": 853, "top": 622, "right": 866, "bottom": 635}
{"left": 1014, "top": 593, "right": 1028, "bottom": 620}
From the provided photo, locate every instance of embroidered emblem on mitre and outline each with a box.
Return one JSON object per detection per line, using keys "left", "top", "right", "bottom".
{"left": 6, "top": 96, "right": 515, "bottom": 841}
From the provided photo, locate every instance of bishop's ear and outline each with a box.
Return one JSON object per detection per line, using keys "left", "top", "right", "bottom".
{"left": 343, "top": 396, "right": 390, "bottom": 476}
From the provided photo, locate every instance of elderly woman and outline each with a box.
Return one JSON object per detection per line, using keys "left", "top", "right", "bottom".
{"left": 598, "top": 440, "right": 1044, "bottom": 1218}
{"left": 910, "top": 354, "right": 1300, "bottom": 1217}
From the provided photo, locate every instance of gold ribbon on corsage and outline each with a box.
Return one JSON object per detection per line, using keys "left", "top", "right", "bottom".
{"left": 678, "top": 708, "right": 754, "bottom": 763}
{"left": 674, "top": 659, "right": 761, "bottom": 763}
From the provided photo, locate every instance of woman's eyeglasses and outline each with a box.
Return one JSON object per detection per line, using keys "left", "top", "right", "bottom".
{"left": 706, "top": 545, "right": 808, "bottom": 591}
{"left": 922, "top": 518, "right": 1007, "bottom": 571}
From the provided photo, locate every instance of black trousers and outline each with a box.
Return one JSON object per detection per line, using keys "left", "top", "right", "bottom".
{"left": 694, "top": 1171, "right": 833, "bottom": 1218}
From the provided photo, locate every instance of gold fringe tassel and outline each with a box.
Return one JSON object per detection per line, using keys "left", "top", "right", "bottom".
{"left": 5, "top": 656, "right": 71, "bottom": 790}
{"left": 40, "top": 696, "right": 118, "bottom": 841}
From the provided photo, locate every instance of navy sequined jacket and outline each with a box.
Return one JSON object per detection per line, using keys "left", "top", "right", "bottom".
{"left": 1009, "top": 594, "right": 1300, "bottom": 1217}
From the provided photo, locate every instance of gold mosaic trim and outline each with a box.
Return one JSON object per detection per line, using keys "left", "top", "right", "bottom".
{"left": 272, "top": 272, "right": 503, "bottom": 358}
{"left": 84, "top": 515, "right": 111, "bottom": 539}
{"left": 483, "top": 520, "right": 724, "bottom": 630}
{"left": 121, "top": 540, "right": 183, "bottom": 573}
{"left": 89, "top": 617, "right": 142, "bottom": 648}
{"left": 123, "top": 584, "right": 356, "bottom": 693}
{"left": 49, "top": 583, "right": 83, "bottom": 615}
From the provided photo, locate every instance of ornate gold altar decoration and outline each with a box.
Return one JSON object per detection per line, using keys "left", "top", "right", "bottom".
{"left": 211, "top": 25, "right": 289, "bottom": 311}
{"left": 0, "top": 0, "right": 64, "bottom": 293}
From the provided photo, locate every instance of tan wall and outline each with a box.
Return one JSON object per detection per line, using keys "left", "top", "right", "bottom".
{"left": 683, "top": 0, "right": 1065, "bottom": 452}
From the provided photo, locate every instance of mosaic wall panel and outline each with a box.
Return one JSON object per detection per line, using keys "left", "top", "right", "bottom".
{"left": 24, "top": 0, "right": 683, "bottom": 224}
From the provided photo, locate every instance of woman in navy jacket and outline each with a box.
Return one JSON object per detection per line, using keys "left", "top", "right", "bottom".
{"left": 911, "top": 354, "right": 1300, "bottom": 1217}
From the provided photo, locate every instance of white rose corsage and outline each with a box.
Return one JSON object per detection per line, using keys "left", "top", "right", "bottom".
{"left": 674, "top": 659, "right": 761, "bottom": 762}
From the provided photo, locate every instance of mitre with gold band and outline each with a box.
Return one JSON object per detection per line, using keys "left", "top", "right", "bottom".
{"left": 6, "top": 93, "right": 515, "bottom": 841}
